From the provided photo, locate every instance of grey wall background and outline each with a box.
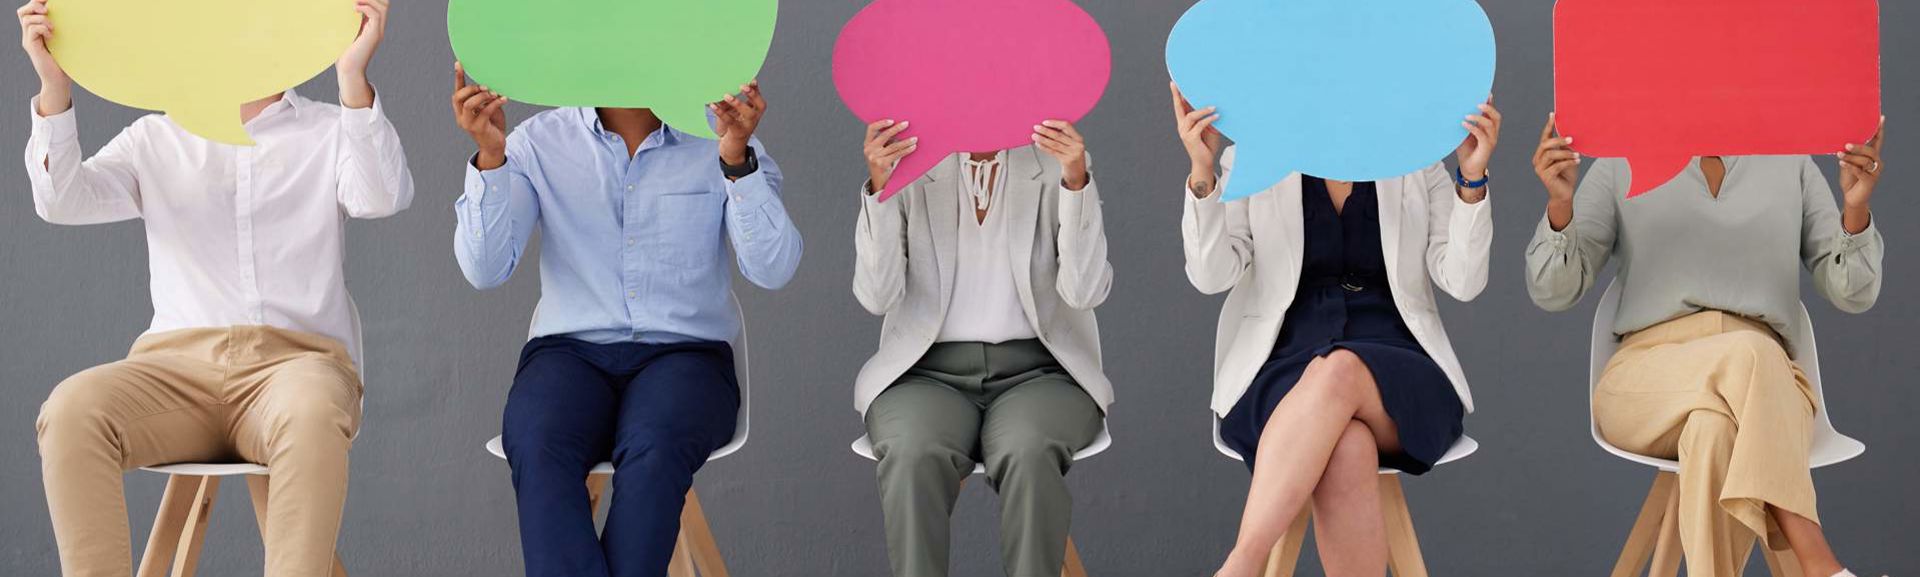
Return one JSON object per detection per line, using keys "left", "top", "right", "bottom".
{"left": 2, "top": 1, "right": 1915, "bottom": 575}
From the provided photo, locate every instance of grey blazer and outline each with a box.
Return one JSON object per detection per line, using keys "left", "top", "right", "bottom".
{"left": 851, "top": 146, "right": 1114, "bottom": 415}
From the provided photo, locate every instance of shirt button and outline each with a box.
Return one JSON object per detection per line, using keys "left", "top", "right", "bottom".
{"left": 627, "top": 291, "right": 637, "bottom": 299}
{"left": 627, "top": 238, "right": 636, "bottom": 246}
{"left": 626, "top": 185, "right": 635, "bottom": 191}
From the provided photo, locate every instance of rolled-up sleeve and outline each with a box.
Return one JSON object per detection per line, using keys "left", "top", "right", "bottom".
{"left": 1525, "top": 159, "right": 1621, "bottom": 311}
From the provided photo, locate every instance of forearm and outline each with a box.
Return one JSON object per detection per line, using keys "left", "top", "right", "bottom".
{"left": 1842, "top": 200, "right": 1872, "bottom": 235}
{"left": 337, "top": 69, "right": 374, "bottom": 110}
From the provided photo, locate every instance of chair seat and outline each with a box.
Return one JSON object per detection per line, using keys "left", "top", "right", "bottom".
{"left": 139, "top": 462, "right": 271, "bottom": 476}
{"left": 1600, "top": 430, "right": 1867, "bottom": 473}
{"left": 483, "top": 435, "right": 737, "bottom": 475}
{"left": 850, "top": 422, "right": 1113, "bottom": 476}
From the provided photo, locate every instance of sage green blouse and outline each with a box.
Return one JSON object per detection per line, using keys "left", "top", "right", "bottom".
{"left": 1525, "top": 156, "right": 1884, "bottom": 358}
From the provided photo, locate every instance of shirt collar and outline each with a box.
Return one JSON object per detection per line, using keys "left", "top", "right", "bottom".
{"left": 575, "top": 107, "right": 679, "bottom": 151}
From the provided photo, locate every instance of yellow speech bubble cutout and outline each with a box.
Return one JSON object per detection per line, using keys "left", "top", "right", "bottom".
{"left": 47, "top": 0, "right": 360, "bottom": 145}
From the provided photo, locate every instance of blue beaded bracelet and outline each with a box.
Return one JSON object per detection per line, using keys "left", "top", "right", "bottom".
{"left": 1455, "top": 166, "right": 1489, "bottom": 189}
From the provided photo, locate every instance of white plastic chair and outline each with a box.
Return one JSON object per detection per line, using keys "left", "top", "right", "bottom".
{"left": 1213, "top": 415, "right": 1478, "bottom": 577}
{"left": 484, "top": 296, "right": 751, "bottom": 577}
{"left": 1589, "top": 280, "right": 1864, "bottom": 577}
{"left": 850, "top": 420, "right": 1111, "bottom": 577}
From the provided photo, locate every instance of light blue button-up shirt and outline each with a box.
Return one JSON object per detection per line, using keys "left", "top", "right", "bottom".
{"left": 454, "top": 108, "right": 802, "bottom": 344}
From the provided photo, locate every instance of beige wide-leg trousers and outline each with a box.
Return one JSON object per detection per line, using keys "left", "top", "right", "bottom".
{"left": 36, "top": 326, "right": 363, "bottom": 577}
{"left": 1595, "top": 310, "right": 1819, "bottom": 577}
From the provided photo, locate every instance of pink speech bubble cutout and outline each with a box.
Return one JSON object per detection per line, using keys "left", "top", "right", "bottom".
{"left": 833, "top": 0, "right": 1112, "bottom": 201}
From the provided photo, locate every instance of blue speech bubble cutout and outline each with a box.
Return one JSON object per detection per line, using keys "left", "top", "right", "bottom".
{"left": 1167, "top": 0, "right": 1497, "bottom": 201}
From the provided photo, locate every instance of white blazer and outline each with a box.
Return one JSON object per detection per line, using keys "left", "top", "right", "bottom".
{"left": 852, "top": 146, "right": 1115, "bottom": 415}
{"left": 1183, "top": 147, "right": 1492, "bottom": 416}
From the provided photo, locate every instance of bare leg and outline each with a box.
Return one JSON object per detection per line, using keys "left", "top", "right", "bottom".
{"left": 1772, "top": 506, "right": 1844, "bottom": 577}
{"left": 1215, "top": 351, "right": 1402, "bottom": 577}
{"left": 1311, "top": 421, "right": 1387, "bottom": 577}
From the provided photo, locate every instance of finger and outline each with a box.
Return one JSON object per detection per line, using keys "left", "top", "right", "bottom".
{"left": 864, "top": 119, "right": 892, "bottom": 141}
{"left": 1041, "top": 119, "right": 1083, "bottom": 141}
{"left": 1467, "top": 113, "right": 1495, "bottom": 132}
{"left": 461, "top": 91, "right": 496, "bottom": 116}
{"left": 881, "top": 137, "right": 918, "bottom": 157}
{"left": 1540, "top": 149, "right": 1578, "bottom": 163}
{"left": 1870, "top": 116, "right": 1886, "bottom": 149}
{"left": 1032, "top": 137, "right": 1067, "bottom": 157}
{"left": 878, "top": 120, "right": 910, "bottom": 143}
{"left": 1541, "top": 113, "right": 1558, "bottom": 142}
{"left": 1545, "top": 158, "right": 1579, "bottom": 178}
{"left": 1170, "top": 81, "right": 1192, "bottom": 117}
{"left": 1481, "top": 103, "right": 1502, "bottom": 125}
{"left": 454, "top": 62, "right": 470, "bottom": 91}
{"left": 1033, "top": 129, "right": 1074, "bottom": 150}
{"left": 1192, "top": 114, "right": 1220, "bottom": 137}
{"left": 24, "top": 23, "right": 50, "bottom": 44}
{"left": 1837, "top": 152, "right": 1874, "bottom": 171}
{"left": 746, "top": 84, "right": 767, "bottom": 110}
{"left": 452, "top": 86, "right": 482, "bottom": 109}
{"left": 20, "top": 14, "right": 46, "bottom": 29}
{"left": 482, "top": 95, "right": 508, "bottom": 117}
{"left": 1462, "top": 122, "right": 1490, "bottom": 146}
{"left": 1844, "top": 143, "right": 1878, "bottom": 163}
{"left": 1182, "top": 106, "right": 1215, "bottom": 128}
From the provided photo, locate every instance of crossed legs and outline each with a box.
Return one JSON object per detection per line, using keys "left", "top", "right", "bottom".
{"left": 1216, "top": 350, "right": 1402, "bottom": 577}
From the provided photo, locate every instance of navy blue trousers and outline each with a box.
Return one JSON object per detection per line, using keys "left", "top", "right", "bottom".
{"left": 503, "top": 337, "right": 739, "bottom": 577}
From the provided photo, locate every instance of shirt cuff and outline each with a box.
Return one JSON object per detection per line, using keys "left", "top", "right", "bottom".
{"left": 29, "top": 96, "right": 77, "bottom": 146}
{"left": 339, "top": 92, "right": 387, "bottom": 138}
{"left": 1836, "top": 216, "right": 1880, "bottom": 251}
{"left": 1534, "top": 213, "right": 1574, "bottom": 250}
{"left": 463, "top": 153, "right": 514, "bottom": 206}
{"left": 724, "top": 169, "right": 776, "bottom": 208}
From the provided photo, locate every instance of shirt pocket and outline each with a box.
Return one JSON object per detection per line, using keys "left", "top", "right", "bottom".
{"left": 646, "top": 190, "right": 725, "bottom": 268}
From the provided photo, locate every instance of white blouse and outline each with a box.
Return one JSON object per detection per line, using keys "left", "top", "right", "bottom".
{"left": 937, "top": 151, "right": 1037, "bottom": 344}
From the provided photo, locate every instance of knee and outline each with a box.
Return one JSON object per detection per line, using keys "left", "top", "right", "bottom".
{"left": 1678, "top": 411, "right": 1738, "bottom": 455}
{"left": 1298, "top": 350, "right": 1371, "bottom": 404}
{"left": 266, "top": 397, "right": 357, "bottom": 445}
{"left": 876, "top": 437, "right": 970, "bottom": 478}
{"left": 1314, "top": 421, "right": 1378, "bottom": 499}
{"left": 984, "top": 437, "right": 1069, "bottom": 482}
{"left": 36, "top": 372, "right": 117, "bottom": 443}
{"left": 609, "top": 432, "right": 710, "bottom": 475}
{"left": 1720, "top": 332, "right": 1793, "bottom": 374}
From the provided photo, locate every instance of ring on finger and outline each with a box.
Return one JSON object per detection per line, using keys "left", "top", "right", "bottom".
{"left": 1869, "top": 160, "right": 1881, "bottom": 174}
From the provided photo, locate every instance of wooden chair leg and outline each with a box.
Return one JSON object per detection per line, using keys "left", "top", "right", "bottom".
{"left": 1260, "top": 507, "right": 1311, "bottom": 577}
{"left": 667, "top": 531, "right": 697, "bottom": 577}
{"left": 1647, "top": 480, "right": 1684, "bottom": 577}
{"left": 136, "top": 475, "right": 201, "bottom": 577}
{"left": 1061, "top": 535, "right": 1088, "bottom": 577}
{"left": 680, "top": 488, "right": 730, "bottom": 577}
{"left": 585, "top": 473, "right": 610, "bottom": 523}
{"left": 1612, "top": 472, "right": 1678, "bottom": 577}
{"left": 164, "top": 475, "right": 220, "bottom": 577}
{"left": 1380, "top": 475, "right": 1430, "bottom": 577}
{"left": 246, "top": 476, "right": 350, "bottom": 577}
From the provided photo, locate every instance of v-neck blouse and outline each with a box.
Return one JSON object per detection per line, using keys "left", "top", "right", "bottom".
{"left": 1525, "top": 156, "right": 1885, "bottom": 358}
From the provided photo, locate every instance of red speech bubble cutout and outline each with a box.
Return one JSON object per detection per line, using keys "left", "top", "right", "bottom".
{"left": 833, "top": 0, "right": 1112, "bottom": 201}
{"left": 1555, "top": 0, "right": 1880, "bottom": 198}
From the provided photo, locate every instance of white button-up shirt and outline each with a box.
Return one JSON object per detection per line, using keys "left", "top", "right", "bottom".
{"left": 23, "top": 90, "right": 415, "bottom": 364}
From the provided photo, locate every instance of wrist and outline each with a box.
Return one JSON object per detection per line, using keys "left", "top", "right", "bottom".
{"left": 35, "top": 86, "right": 71, "bottom": 116}
{"left": 474, "top": 148, "right": 506, "bottom": 171}
{"left": 719, "top": 139, "right": 749, "bottom": 165}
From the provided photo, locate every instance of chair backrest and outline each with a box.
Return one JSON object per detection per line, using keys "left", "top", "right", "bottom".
{"left": 713, "top": 294, "right": 750, "bottom": 460}
{"left": 1589, "top": 280, "right": 1862, "bottom": 469}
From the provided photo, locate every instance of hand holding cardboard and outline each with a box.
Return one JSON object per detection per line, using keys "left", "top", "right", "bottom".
{"left": 1555, "top": 0, "right": 1881, "bottom": 198}
{"left": 1166, "top": 0, "right": 1497, "bottom": 201}
{"left": 448, "top": 0, "right": 778, "bottom": 140}
{"left": 832, "top": 0, "right": 1112, "bottom": 201}
{"left": 46, "top": 0, "right": 359, "bottom": 145}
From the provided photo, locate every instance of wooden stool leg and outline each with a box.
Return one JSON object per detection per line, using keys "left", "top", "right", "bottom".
{"left": 165, "top": 475, "right": 220, "bottom": 577}
{"left": 680, "top": 489, "right": 730, "bottom": 577}
{"left": 1060, "top": 535, "right": 1088, "bottom": 577}
{"left": 1647, "top": 480, "right": 1684, "bottom": 577}
{"left": 1260, "top": 507, "right": 1311, "bottom": 577}
{"left": 137, "top": 475, "right": 202, "bottom": 577}
{"left": 1379, "top": 476, "right": 1429, "bottom": 577}
{"left": 1612, "top": 472, "right": 1678, "bottom": 577}
{"left": 247, "top": 476, "right": 350, "bottom": 577}
{"left": 667, "top": 532, "right": 697, "bottom": 577}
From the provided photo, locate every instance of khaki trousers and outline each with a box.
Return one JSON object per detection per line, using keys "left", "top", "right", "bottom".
{"left": 36, "top": 326, "right": 363, "bottom": 577}
{"left": 1595, "top": 311, "right": 1818, "bottom": 577}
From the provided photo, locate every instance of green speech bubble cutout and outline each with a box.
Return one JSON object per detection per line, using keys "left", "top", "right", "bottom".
{"left": 448, "top": 0, "right": 778, "bottom": 140}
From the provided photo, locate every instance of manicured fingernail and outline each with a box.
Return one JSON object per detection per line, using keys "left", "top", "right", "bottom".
{"left": 1845, "top": 144, "right": 1855, "bottom": 150}
{"left": 899, "top": 121, "right": 909, "bottom": 127}
{"left": 909, "top": 137, "right": 918, "bottom": 142}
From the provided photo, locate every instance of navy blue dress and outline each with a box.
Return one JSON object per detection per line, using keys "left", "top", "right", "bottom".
{"left": 1220, "top": 177, "right": 1464, "bottom": 474}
